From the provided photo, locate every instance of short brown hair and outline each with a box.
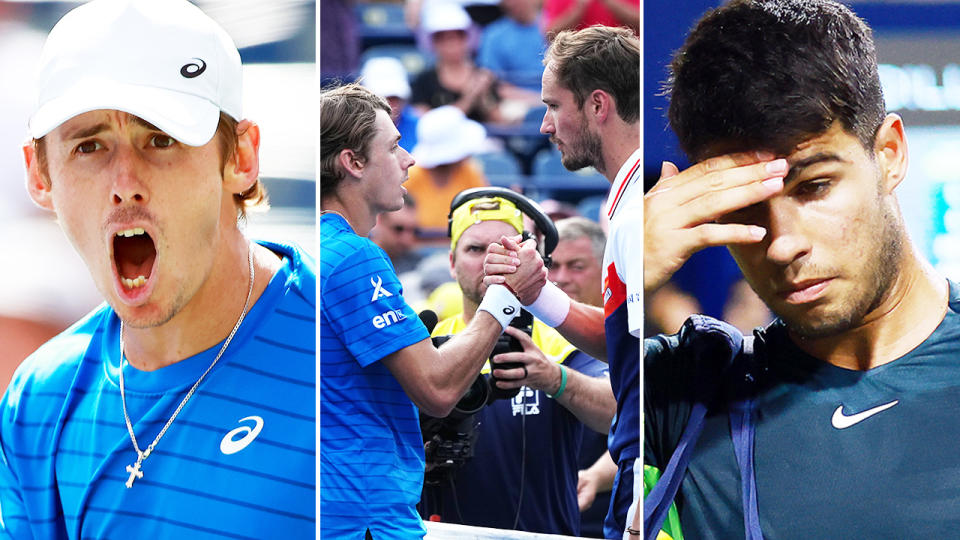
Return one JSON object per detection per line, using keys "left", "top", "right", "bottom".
{"left": 544, "top": 25, "right": 640, "bottom": 124}
{"left": 32, "top": 112, "right": 268, "bottom": 220}
{"left": 320, "top": 83, "right": 391, "bottom": 201}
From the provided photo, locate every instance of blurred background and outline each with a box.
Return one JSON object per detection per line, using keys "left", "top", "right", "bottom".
{"left": 644, "top": 0, "right": 960, "bottom": 337}
{"left": 0, "top": 0, "right": 315, "bottom": 392}
{"left": 321, "top": 0, "right": 637, "bottom": 325}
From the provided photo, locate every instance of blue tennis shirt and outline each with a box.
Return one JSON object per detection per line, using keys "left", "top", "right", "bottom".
{"left": 320, "top": 213, "right": 431, "bottom": 540}
{"left": 0, "top": 240, "right": 316, "bottom": 539}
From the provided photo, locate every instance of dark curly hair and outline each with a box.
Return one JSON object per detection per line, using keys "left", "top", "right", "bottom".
{"left": 667, "top": 0, "right": 886, "bottom": 162}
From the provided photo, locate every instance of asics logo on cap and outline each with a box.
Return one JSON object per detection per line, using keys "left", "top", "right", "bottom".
{"left": 180, "top": 58, "right": 207, "bottom": 78}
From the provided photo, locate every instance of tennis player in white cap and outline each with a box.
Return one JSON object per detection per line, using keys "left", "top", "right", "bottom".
{"left": 0, "top": 0, "right": 315, "bottom": 537}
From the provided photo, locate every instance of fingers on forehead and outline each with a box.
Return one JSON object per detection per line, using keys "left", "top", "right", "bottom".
{"left": 698, "top": 150, "right": 768, "bottom": 173}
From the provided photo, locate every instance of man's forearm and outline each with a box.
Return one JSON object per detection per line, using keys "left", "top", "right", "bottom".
{"left": 435, "top": 310, "right": 504, "bottom": 400}
{"left": 554, "top": 368, "right": 616, "bottom": 433}
{"left": 556, "top": 301, "right": 607, "bottom": 360}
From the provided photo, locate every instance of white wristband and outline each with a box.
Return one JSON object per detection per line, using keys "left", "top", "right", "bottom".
{"left": 478, "top": 284, "right": 521, "bottom": 331}
{"left": 526, "top": 281, "right": 571, "bottom": 327}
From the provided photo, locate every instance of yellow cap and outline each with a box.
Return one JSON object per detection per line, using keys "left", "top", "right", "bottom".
{"left": 449, "top": 196, "right": 524, "bottom": 250}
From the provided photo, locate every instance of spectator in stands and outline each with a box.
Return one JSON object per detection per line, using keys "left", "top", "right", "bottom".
{"left": 319, "top": 0, "right": 359, "bottom": 80}
{"left": 371, "top": 193, "right": 423, "bottom": 274}
{"left": 405, "top": 105, "right": 491, "bottom": 236}
{"left": 646, "top": 247, "right": 773, "bottom": 336}
{"left": 360, "top": 56, "right": 420, "bottom": 151}
{"left": 549, "top": 217, "right": 617, "bottom": 538}
{"left": 420, "top": 192, "right": 615, "bottom": 536}
{"left": 411, "top": 1, "right": 505, "bottom": 123}
{"left": 549, "top": 217, "right": 604, "bottom": 309}
{"left": 542, "top": 0, "right": 639, "bottom": 35}
{"left": 477, "top": 0, "right": 547, "bottom": 96}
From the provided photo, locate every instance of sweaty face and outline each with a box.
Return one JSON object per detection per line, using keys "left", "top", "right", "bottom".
{"left": 451, "top": 220, "right": 520, "bottom": 307}
{"left": 32, "top": 110, "right": 235, "bottom": 329}
{"left": 360, "top": 110, "right": 416, "bottom": 215}
{"left": 540, "top": 63, "right": 604, "bottom": 174}
{"left": 548, "top": 236, "right": 604, "bottom": 307}
{"left": 723, "top": 123, "right": 902, "bottom": 339}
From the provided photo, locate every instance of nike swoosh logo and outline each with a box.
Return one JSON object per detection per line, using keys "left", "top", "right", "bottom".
{"left": 220, "top": 416, "right": 264, "bottom": 454}
{"left": 831, "top": 400, "right": 899, "bottom": 429}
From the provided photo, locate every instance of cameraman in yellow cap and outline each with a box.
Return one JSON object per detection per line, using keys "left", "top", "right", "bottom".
{"left": 420, "top": 190, "right": 615, "bottom": 536}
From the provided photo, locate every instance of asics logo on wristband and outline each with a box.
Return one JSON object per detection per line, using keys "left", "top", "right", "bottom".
{"left": 503, "top": 306, "right": 516, "bottom": 315}
{"left": 180, "top": 58, "right": 207, "bottom": 78}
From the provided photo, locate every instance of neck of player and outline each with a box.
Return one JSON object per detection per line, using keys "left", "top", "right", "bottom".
{"left": 790, "top": 245, "right": 948, "bottom": 371}
{"left": 321, "top": 195, "right": 376, "bottom": 237}
{"left": 121, "top": 228, "right": 282, "bottom": 372}
{"left": 599, "top": 120, "right": 640, "bottom": 184}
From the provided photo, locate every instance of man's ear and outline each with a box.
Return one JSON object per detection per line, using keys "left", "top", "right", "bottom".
{"left": 222, "top": 120, "right": 260, "bottom": 194}
{"left": 587, "top": 89, "right": 613, "bottom": 125}
{"left": 24, "top": 142, "right": 54, "bottom": 211}
{"left": 338, "top": 148, "right": 365, "bottom": 179}
{"left": 874, "top": 113, "right": 908, "bottom": 193}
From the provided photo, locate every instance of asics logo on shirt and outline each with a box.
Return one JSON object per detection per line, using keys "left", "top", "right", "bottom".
{"left": 220, "top": 416, "right": 264, "bottom": 455}
{"left": 831, "top": 400, "right": 899, "bottom": 429}
{"left": 370, "top": 275, "right": 394, "bottom": 301}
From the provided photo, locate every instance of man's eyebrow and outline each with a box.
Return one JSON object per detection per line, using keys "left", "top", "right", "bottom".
{"left": 130, "top": 115, "right": 162, "bottom": 131}
{"left": 64, "top": 123, "right": 110, "bottom": 140}
{"left": 784, "top": 152, "right": 848, "bottom": 185}
{"left": 63, "top": 115, "right": 162, "bottom": 140}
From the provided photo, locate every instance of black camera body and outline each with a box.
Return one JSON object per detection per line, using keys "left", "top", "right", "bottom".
{"left": 420, "top": 309, "right": 534, "bottom": 485}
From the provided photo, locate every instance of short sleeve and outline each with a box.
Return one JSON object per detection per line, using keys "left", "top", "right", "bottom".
{"left": 324, "top": 243, "right": 429, "bottom": 367}
{"left": 563, "top": 350, "right": 609, "bottom": 379}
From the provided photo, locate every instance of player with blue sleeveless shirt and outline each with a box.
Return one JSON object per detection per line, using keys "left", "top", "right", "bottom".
{"left": 1, "top": 0, "right": 316, "bottom": 537}
{"left": 642, "top": 1, "right": 960, "bottom": 537}
{"left": 320, "top": 83, "right": 526, "bottom": 539}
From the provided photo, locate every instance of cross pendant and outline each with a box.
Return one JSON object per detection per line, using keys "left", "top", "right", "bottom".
{"left": 125, "top": 461, "right": 143, "bottom": 488}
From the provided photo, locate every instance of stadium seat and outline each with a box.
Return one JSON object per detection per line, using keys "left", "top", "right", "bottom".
{"left": 530, "top": 148, "right": 609, "bottom": 200}
{"left": 473, "top": 152, "right": 527, "bottom": 189}
{"left": 354, "top": 2, "right": 415, "bottom": 47}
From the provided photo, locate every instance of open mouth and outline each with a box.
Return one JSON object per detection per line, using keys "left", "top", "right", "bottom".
{"left": 113, "top": 227, "right": 157, "bottom": 289}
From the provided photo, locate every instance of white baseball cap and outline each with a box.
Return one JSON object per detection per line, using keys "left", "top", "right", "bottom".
{"left": 28, "top": 0, "right": 243, "bottom": 147}
{"left": 360, "top": 57, "right": 412, "bottom": 101}
{"left": 412, "top": 105, "right": 486, "bottom": 168}
{"left": 421, "top": 1, "right": 473, "bottom": 34}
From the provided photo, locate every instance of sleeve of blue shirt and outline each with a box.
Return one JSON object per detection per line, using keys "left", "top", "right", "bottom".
{"left": 324, "top": 242, "right": 428, "bottom": 367}
{"left": 564, "top": 350, "right": 609, "bottom": 379}
{"left": 0, "top": 430, "right": 30, "bottom": 539}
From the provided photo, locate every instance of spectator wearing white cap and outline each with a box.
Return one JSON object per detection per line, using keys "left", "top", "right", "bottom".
{"left": 411, "top": 1, "right": 506, "bottom": 123}
{"left": 0, "top": 0, "right": 315, "bottom": 537}
{"left": 403, "top": 105, "right": 492, "bottom": 236}
{"left": 361, "top": 56, "right": 419, "bottom": 151}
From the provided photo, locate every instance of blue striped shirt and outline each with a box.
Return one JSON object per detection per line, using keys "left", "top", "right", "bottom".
{"left": 0, "top": 240, "right": 315, "bottom": 539}
{"left": 320, "top": 213, "right": 429, "bottom": 540}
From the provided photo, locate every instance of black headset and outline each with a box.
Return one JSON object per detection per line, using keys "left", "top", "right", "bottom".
{"left": 447, "top": 187, "right": 558, "bottom": 267}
